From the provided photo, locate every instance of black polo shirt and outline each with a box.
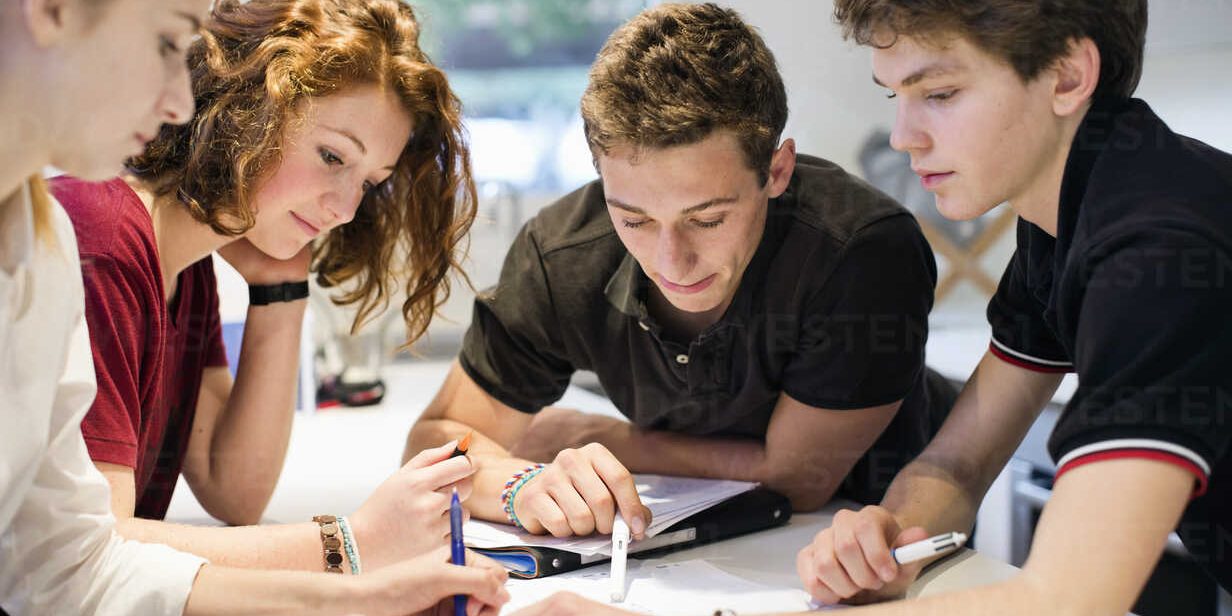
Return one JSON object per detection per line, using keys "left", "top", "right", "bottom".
{"left": 986, "top": 98, "right": 1232, "bottom": 591}
{"left": 462, "top": 154, "right": 953, "bottom": 503}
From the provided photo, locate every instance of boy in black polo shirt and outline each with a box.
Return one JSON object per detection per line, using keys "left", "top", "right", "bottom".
{"left": 786, "top": 1, "right": 1232, "bottom": 614}
{"left": 404, "top": 3, "right": 954, "bottom": 540}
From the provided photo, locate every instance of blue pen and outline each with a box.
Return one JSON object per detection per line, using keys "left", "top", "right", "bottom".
{"left": 450, "top": 487, "right": 467, "bottom": 616}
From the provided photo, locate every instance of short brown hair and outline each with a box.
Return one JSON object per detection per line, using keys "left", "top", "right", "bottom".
{"left": 129, "top": 0, "right": 476, "bottom": 344}
{"left": 580, "top": 3, "right": 788, "bottom": 186}
{"left": 833, "top": 0, "right": 1148, "bottom": 100}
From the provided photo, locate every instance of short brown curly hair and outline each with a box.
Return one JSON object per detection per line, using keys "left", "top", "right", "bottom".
{"left": 580, "top": 3, "right": 788, "bottom": 186}
{"left": 833, "top": 0, "right": 1148, "bottom": 100}
{"left": 128, "top": 0, "right": 476, "bottom": 344}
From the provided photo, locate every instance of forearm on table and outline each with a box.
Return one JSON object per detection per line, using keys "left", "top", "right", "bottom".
{"left": 875, "top": 455, "right": 984, "bottom": 538}
{"left": 878, "top": 352, "right": 1062, "bottom": 534}
{"left": 589, "top": 422, "right": 768, "bottom": 484}
{"left": 115, "top": 517, "right": 344, "bottom": 573}
{"left": 770, "top": 574, "right": 1056, "bottom": 616}
{"left": 185, "top": 564, "right": 365, "bottom": 616}
{"left": 198, "top": 303, "right": 304, "bottom": 515}
{"left": 545, "top": 416, "right": 847, "bottom": 509}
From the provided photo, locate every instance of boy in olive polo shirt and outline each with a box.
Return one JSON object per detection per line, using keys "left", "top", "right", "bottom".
{"left": 404, "top": 3, "right": 954, "bottom": 540}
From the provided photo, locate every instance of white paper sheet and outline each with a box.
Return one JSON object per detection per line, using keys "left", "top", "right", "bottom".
{"left": 502, "top": 559, "right": 821, "bottom": 615}
{"left": 465, "top": 474, "right": 757, "bottom": 556}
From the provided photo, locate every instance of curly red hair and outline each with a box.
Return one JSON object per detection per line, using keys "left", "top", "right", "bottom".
{"left": 129, "top": 0, "right": 476, "bottom": 343}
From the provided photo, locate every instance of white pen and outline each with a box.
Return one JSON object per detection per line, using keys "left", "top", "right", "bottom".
{"left": 892, "top": 531, "right": 968, "bottom": 565}
{"left": 609, "top": 517, "right": 630, "bottom": 602}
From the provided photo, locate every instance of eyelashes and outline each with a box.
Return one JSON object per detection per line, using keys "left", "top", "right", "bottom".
{"left": 621, "top": 219, "right": 725, "bottom": 230}
{"left": 158, "top": 35, "right": 182, "bottom": 58}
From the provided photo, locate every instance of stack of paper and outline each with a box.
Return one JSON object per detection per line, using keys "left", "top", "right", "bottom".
{"left": 465, "top": 474, "right": 756, "bottom": 556}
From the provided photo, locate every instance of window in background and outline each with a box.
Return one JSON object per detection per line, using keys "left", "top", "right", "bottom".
{"left": 416, "top": 0, "right": 646, "bottom": 195}
{"left": 386, "top": 0, "right": 648, "bottom": 358}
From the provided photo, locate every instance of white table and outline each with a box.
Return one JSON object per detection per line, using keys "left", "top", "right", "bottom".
{"left": 167, "top": 361, "right": 1021, "bottom": 614}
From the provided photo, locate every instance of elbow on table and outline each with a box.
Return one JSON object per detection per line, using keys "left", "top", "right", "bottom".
{"left": 761, "top": 471, "right": 839, "bottom": 513}
{"left": 199, "top": 490, "right": 271, "bottom": 527}
{"left": 780, "top": 486, "right": 835, "bottom": 513}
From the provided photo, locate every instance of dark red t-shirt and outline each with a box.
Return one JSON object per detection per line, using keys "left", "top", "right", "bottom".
{"left": 51, "top": 177, "right": 228, "bottom": 520}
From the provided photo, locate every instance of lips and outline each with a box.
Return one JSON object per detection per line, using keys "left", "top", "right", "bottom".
{"left": 915, "top": 169, "right": 954, "bottom": 190}
{"left": 657, "top": 273, "right": 717, "bottom": 295}
{"left": 290, "top": 211, "right": 322, "bottom": 237}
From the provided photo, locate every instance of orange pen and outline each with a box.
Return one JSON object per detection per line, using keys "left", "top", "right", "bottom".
{"left": 449, "top": 430, "right": 473, "bottom": 459}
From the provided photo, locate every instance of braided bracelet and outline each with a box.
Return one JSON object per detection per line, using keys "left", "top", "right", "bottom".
{"left": 499, "top": 463, "right": 546, "bottom": 529}
{"left": 338, "top": 516, "right": 362, "bottom": 575}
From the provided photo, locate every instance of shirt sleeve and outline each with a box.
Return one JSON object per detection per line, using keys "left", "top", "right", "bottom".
{"left": 77, "top": 256, "right": 151, "bottom": 468}
{"left": 1049, "top": 229, "right": 1232, "bottom": 497}
{"left": 781, "top": 214, "right": 936, "bottom": 410}
{"left": 0, "top": 301, "right": 204, "bottom": 614}
{"left": 459, "top": 222, "right": 574, "bottom": 413}
{"left": 986, "top": 221, "right": 1074, "bottom": 373}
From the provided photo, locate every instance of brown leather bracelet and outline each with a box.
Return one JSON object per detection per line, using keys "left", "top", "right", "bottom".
{"left": 312, "top": 515, "right": 345, "bottom": 573}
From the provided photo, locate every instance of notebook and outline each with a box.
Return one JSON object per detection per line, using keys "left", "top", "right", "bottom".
{"left": 464, "top": 475, "right": 792, "bottom": 578}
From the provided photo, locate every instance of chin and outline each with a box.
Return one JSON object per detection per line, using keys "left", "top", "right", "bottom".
{"left": 252, "top": 238, "right": 304, "bottom": 261}
{"left": 60, "top": 156, "right": 127, "bottom": 183}
{"left": 934, "top": 194, "right": 994, "bottom": 222}
{"left": 664, "top": 292, "right": 723, "bottom": 314}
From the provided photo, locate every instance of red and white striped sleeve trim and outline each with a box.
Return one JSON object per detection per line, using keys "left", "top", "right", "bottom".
{"left": 989, "top": 337, "right": 1073, "bottom": 374}
{"left": 1055, "top": 439, "right": 1211, "bottom": 497}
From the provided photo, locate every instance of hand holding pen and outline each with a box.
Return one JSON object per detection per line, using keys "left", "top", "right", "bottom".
{"left": 797, "top": 505, "right": 964, "bottom": 605}
{"left": 347, "top": 440, "right": 475, "bottom": 569}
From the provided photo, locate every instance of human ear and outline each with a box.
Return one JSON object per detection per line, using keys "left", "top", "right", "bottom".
{"left": 21, "top": 0, "right": 79, "bottom": 47}
{"left": 764, "top": 138, "right": 796, "bottom": 199}
{"left": 1052, "top": 37, "right": 1100, "bottom": 118}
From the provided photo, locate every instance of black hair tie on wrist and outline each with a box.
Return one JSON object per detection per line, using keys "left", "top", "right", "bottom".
{"left": 248, "top": 280, "right": 309, "bottom": 305}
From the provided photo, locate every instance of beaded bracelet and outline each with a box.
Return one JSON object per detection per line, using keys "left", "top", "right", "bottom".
{"left": 337, "top": 516, "right": 362, "bottom": 575}
{"left": 499, "top": 463, "right": 546, "bottom": 529}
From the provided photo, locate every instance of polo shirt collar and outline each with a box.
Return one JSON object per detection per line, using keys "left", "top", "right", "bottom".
{"left": 1024, "top": 97, "right": 1136, "bottom": 295}
{"left": 604, "top": 251, "right": 648, "bottom": 319}
{"left": 1058, "top": 97, "right": 1134, "bottom": 242}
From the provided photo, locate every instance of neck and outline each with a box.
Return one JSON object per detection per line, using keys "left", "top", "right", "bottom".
{"left": 0, "top": 82, "right": 51, "bottom": 214}
{"left": 130, "top": 178, "right": 234, "bottom": 296}
{"left": 647, "top": 284, "right": 730, "bottom": 342}
{"left": 1007, "top": 108, "right": 1089, "bottom": 238}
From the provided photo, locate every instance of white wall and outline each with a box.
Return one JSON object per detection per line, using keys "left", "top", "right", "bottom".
{"left": 720, "top": 1, "right": 891, "bottom": 174}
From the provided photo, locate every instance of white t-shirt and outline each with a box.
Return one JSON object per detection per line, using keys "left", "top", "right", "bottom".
{"left": 0, "top": 181, "right": 206, "bottom": 614}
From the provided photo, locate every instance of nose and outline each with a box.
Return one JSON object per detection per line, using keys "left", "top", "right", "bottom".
{"left": 321, "top": 183, "right": 363, "bottom": 228}
{"left": 655, "top": 225, "right": 696, "bottom": 282}
{"left": 159, "top": 61, "right": 195, "bottom": 126}
{"left": 888, "top": 101, "right": 929, "bottom": 154}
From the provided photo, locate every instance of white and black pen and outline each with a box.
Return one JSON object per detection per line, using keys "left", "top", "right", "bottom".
{"left": 610, "top": 517, "right": 630, "bottom": 602}
{"left": 892, "top": 531, "right": 968, "bottom": 565}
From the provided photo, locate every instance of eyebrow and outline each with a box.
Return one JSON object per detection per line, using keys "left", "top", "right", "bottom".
{"left": 872, "top": 62, "right": 962, "bottom": 89}
{"left": 606, "top": 196, "right": 739, "bottom": 216}
{"left": 175, "top": 11, "right": 203, "bottom": 31}
{"left": 324, "top": 125, "right": 367, "bottom": 155}
{"left": 322, "top": 125, "right": 401, "bottom": 171}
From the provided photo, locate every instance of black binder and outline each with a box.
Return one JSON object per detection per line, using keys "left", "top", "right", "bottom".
{"left": 474, "top": 487, "right": 792, "bottom": 579}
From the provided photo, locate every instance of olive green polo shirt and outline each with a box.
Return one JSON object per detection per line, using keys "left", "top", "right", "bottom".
{"left": 461, "top": 154, "right": 951, "bottom": 503}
